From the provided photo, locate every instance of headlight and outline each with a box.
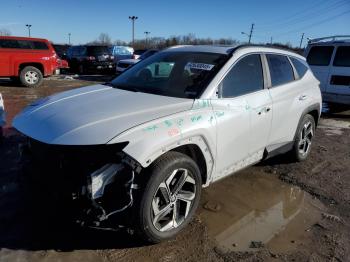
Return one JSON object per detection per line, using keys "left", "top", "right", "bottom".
{"left": 90, "top": 163, "right": 123, "bottom": 199}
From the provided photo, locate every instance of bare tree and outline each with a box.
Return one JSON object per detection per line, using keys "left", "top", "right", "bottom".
{"left": 114, "top": 39, "right": 128, "bottom": 46}
{"left": 97, "top": 33, "right": 112, "bottom": 45}
{"left": 0, "top": 28, "right": 11, "bottom": 36}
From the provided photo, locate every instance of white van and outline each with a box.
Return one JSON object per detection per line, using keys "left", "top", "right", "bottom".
{"left": 305, "top": 36, "right": 350, "bottom": 106}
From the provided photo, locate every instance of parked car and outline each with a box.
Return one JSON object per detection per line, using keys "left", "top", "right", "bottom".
{"left": 52, "top": 44, "right": 70, "bottom": 72}
{"left": 116, "top": 49, "right": 158, "bottom": 73}
{"left": 110, "top": 45, "right": 134, "bottom": 64}
{"left": 0, "top": 93, "right": 5, "bottom": 140}
{"left": 13, "top": 45, "right": 321, "bottom": 243}
{"left": 0, "top": 36, "right": 67, "bottom": 87}
{"left": 66, "top": 45, "right": 115, "bottom": 74}
{"left": 133, "top": 49, "right": 147, "bottom": 59}
{"left": 53, "top": 44, "right": 71, "bottom": 59}
{"left": 305, "top": 35, "right": 350, "bottom": 107}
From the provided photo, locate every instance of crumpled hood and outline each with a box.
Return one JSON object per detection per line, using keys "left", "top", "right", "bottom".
{"left": 13, "top": 84, "right": 193, "bottom": 145}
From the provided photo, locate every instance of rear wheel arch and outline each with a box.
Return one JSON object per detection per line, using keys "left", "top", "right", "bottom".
{"left": 18, "top": 62, "right": 45, "bottom": 76}
{"left": 293, "top": 103, "right": 320, "bottom": 140}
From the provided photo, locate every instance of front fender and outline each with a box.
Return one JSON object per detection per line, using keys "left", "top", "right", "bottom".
{"left": 108, "top": 101, "right": 217, "bottom": 186}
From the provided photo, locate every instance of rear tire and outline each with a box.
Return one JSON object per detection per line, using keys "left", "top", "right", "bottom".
{"left": 135, "top": 151, "right": 202, "bottom": 243}
{"left": 290, "top": 114, "right": 315, "bottom": 162}
{"left": 19, "top": 66, "right": 43, "bottom": 88}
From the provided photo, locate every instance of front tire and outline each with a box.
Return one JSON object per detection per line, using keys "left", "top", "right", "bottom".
{"left": 19, "top": 66, "right": 43, "bottom": 88}
{"left": 135, "top": 151, "right": 202, "bottom": 243}
{"left": 291, "top": 114, "right": 315, "bottom": 162}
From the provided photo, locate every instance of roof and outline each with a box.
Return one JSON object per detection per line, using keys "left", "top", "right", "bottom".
{"left": 166, "top": 45, "right": 238, "bottom": 54}
{"left": 164, "top": 44, "right": 302, "bottom": 58}
{"left": 0, "top": 35, "right": 49, "bottom": 42}
{"left": 308, "top": 35, "right": 350, "bottom": 44}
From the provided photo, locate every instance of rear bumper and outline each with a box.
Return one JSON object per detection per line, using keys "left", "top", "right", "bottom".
{"left": 322, "top": 92, "right": 350, "bottom": 105}
{"left": 86, "top": 62, "right": 115, "bottom": 71}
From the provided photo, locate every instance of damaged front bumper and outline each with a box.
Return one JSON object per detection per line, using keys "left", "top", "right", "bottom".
{"left": 21, "top": 138, "right": 141, "bottom": 230}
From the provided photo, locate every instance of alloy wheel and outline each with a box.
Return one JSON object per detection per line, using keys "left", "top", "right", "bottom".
{"left": 24, "top": 71, "right": 39, "bottom": 84}
{"left": 151, "top": 168, "right": 196, "bottom": 232}
{"left": 298, "top": 121, "right": 313, "bottom": 156}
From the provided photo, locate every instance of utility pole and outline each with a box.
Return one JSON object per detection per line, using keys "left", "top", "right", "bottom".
{"left": 129, "top": 16, "right": 138, "bottom": 47}
{"left": 270, "top": 37, "right": 273, "bottom": 45}
{"left": 25, "top": 24, "right": 32, "bottom": 37}
{"left": 68, "top": 33, "right": 71, "bottom": 45}
{"left": 299, "top": 33, "right": 305, "bottom": 48}
{"left": 248, "top": 23, "right": 254, "bottom": 44}
{"left": 144, "top": 31, "right": 150, "bottom": 46}
{"left": 241, "top": 23, "right": 254, "bottom": 44}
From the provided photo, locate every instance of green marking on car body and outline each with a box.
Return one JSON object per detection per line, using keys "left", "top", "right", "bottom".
{"left": 191, "top": 115, "right": 202, "bottom": 122}
{"left": 143, "top": 125, "right": 158, "bottom": 132}
{"left": 164, "top": 120, "right": 172, "bottom": 127}
{"left": 176, "top": 118, "right": 184, "bottom": 127}
{"left": 193, "top": 99, "right": 210, "bottom": 110}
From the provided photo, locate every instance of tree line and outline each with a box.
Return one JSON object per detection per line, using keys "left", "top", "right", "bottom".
{"left": 89, "top": 33, "right": 303, "bottom": 53}
{"left": 0, "top": 29, "right": 303, "bottom": 54}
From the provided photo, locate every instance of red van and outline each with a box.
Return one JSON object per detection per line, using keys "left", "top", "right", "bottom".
{"left": 0, "top": 36, "right": 68, "bottom": 87}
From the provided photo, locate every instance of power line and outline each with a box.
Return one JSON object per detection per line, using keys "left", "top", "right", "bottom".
{"left": 257, "top": 0, "right": 349, "bottom": 30}
{"left": 258, "top": 0, "right": 337, "bottom": 28}
{"left": 274, "top": 9, "right": 350, "bottom": 38}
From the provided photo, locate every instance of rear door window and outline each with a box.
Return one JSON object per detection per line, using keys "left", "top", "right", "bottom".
{"left": 32, "top": 41, "right": 49, "bottom": 50}
{"left": 221, "top": 54, "right": 264, "bottom": 98}
{"left": 0, "top": 39, "right": 48, "bottom": 50}
{"left": 290, "top": 57, "right": 308, "bottom": 78}
{"left": 333, "top": 46, "right": 350, "bottom": 67}
{"left": 307, "top": 46, "right": 334, "bottom": 66}
{"left": 17, "top": 40, "right": 33, "bottom": 49}
{"left": 0, "top": 39, "right": 20, "bottom": 48}
{"left": 266, "top": 54, "right": 294, "bottom": 87}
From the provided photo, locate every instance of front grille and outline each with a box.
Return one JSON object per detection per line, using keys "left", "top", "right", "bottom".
{"left": 26, "top": 138, "right": 128, "bottom": 196}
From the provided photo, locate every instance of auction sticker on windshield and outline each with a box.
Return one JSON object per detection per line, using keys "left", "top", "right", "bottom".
{"left": 185, "top": 62, "right": 215, "bottom": 71}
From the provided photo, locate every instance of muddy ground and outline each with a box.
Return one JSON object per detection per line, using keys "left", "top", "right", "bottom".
{"left": 0, "top": 76, "right": 349, "bottom": 262}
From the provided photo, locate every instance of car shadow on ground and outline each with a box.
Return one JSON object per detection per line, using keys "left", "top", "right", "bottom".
{"left": 0, "top": 134, "right": 148, "bottom": 252}
{"left": 0, "top": 78, "right": 28, "bottom": 88}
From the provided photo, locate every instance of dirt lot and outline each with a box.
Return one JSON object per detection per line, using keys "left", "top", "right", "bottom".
{"left": 0, "top": 76, "right": 349, "bottom": 262}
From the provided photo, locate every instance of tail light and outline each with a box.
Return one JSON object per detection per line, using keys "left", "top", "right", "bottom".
{"left": 86, "top": 56, "right": 96, "bottom": 61}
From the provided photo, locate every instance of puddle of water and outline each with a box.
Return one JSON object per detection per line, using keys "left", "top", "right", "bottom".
{"left": 200, "top": 170, "right": 325, "bottom": 253}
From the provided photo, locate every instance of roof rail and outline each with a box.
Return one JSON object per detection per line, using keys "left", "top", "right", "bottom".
{"left": 308, "top": 35, "right": 350, "bottom": 44}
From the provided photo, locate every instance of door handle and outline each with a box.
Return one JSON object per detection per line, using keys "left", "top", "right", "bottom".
{"left": 299, "top": 95, "right": 307, "bottom": 101}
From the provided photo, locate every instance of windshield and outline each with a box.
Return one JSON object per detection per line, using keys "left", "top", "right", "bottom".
{"left": 87, "top": 46, "right": 111, "bottom": 56}
{"left": 110, "top": 51, "right": 229, "bottom": 98}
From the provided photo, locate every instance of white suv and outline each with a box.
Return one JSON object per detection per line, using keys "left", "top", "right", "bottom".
{"left": 305, "top": 35, "right": 350, "bottom": 107}
{"left": 13, "top": 45, "right": 322, "bottom": 243}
